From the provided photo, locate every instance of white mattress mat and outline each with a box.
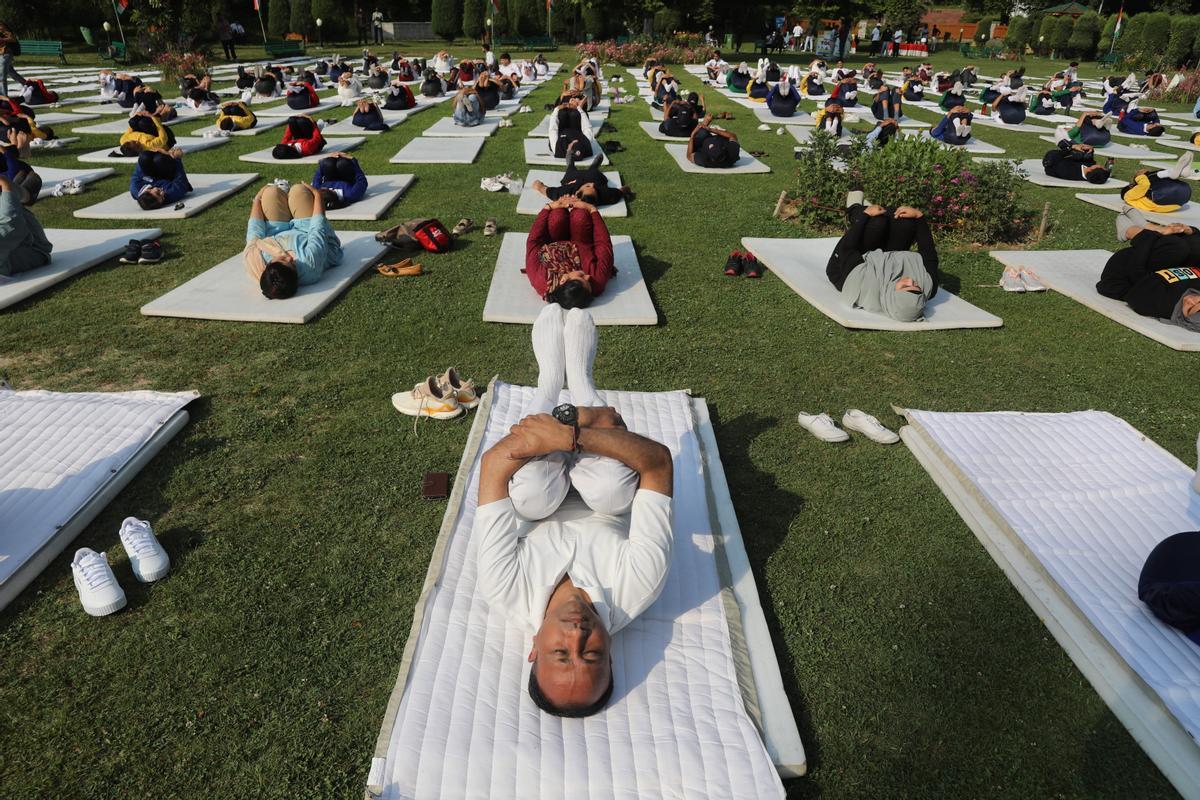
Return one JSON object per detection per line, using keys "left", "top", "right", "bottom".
{"left": 140, "top": 231, "right": 386, "bottom": 323}
{"left": 389, "top": 137, "right": 483, "bottom": 164}
{"left": 73, "top": 173, "right": 258, "bottom": 219}
{"left": 35, "top": 167, "right": 116, "bottom": 200}
{"left": 367, "top": 382, "right": 793, "bottom": 800}
{"left": 908, "top": 131, "right": 1005, "bottom": 154}
{"left": 33, "top": 111, "right": 99, "bottom": 125}
{"left": 1142, "top": 160, "right": 1200, "bottom": 181}
{"left": 70, "top": 115, "right": 192, "bottom": 135}
{"left": 321, "top": 110, "right": 410, "bottom": 135}
{"left": 1037, "top": 135, "right": 1167, "bottom": 158}
{"left": 523, "top": 138, "right": 610, "bottom": 167}
{"left": 239, "top": 137, "right": 366, "bottom": 164}
{"left": 77, "top": 137, "right": 229, "bottom": 163}
{"left": 899, "top": 408, "right": 1200, "bottom": 799}
{"left": 972, "top": 116, "right": 1057, "bottom": 134}
{"left": 752, "top": 106, "right": 813, "bottom": 125}
{"left": 0, "top": 388, "right": 195, "bottom": 611}
{"left": 253, "top": 99, "right": 342, "bottom": 117}
{"left": 742, "top": 237, "right": 1003, "bottom": 330}
{"left": 1153, "top": 138, "right": 1200, "bottom": 154}
{"left": 483, "top": 233, "right": 656, "bottom": 325}
{"left": 0, "top": 227, "right": 163, "bottom": 311}
{"left": 990, "top": 249, "right": 1200, "bottom": 351}
{"left": 188, "top": 118, "right": 288, "bottom": 137}
{"left": 1075, "top": 192, "right": 1200, "bottom": 226}
{"left": 664, "top": 143, "right": 771, "bottom": 174}
{"left": 423, "top": 116, "right": 499, "bottom": 138}
{"left": 515, "top": 170, "right": 625, "bottom": 217}
{"left": 975, "top": 158, "right": 1125, "bottom": 189}
{"left": 326, "top": 175, "right": 415, "bottom": 221}
{"left": 70, "top": 102, "right": 139, "bottom": 115}
{"left": 637, "top": 120, "right": 687, "bottom": 141}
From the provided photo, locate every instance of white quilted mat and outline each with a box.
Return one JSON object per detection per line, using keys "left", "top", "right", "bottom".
{"left": 637, "top": 120, "right": 687, "bottom": 141}
{"left": 664, "top": 143, "right": 771, "bottom": 174}
{"left": 368, "top": 383, "right": 791, "bottom": 800}
{"left": 515, "top": 170, "right": 626, "bottom": 217}
{"left": 1075, "top": 192, "right": 1200, "bottom": 227}
{"left": 900, "top": 409, "right": 1200, "bottom": 798}
{"left": 253, "top": 99, "right": 342, "bottom": 117}
{"left": 483, "top": 233, "right": 656, "bottom": 325}
{"left": 752, "top": 106, "right": 813, "bottom": 126}
{"left": 71, "top": 115, "right": 193, "bottom": 135}
{"left": 423, "top": 116, "right": 499, "bottom": 138}
{"left": 524, "top": 139, "right": 610, "bottom": 167}
{"left": 989, "top": 249, "right": 1200, "bottom": 351}
{"left": 741, "top": 237, "right": 1003, "bottom": 330}
{"left": 0, "top": 388, "right": 196, "bottom": 611}
{"left": 321, "top": 110, "right": 411, "bottom": 135}
{"left": 325, "top": 175, "right": 415, "bottom": 221}
{"left": 73, "top": 173, "right": 259, "bottom": 219}
{"left": 35, "top": 167, "right": 116, "bottom": 200}
{"left": 140, "top": 231, "right": 387, "bottom": 324}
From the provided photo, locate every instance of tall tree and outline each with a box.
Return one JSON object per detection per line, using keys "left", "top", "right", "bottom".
{"left": 431, "top": 0, "right": 461, "bottom": 38}
{"left": 268, "top": 0, "right": 290, "bottom": 37}
{"left": 1067, "top": 11, "right": 1100, "bottom": 58}
{"left": 290, "top": 0, "right": 312, "bottom": 37}
{"left": 463, "top": 0, "right": 484, "bottom": 39}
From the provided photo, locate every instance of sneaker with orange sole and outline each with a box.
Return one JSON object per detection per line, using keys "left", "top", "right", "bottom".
{"left": 392, "top": 377, "right": 463, "bottom": 419}
{"left": 440, "top": 367, "right": 480, "bottom": 409}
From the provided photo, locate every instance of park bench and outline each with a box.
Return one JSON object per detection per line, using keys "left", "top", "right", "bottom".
{"left": 265, "top": 39, "right": 305, "bottom": 58}
{"left": 17, "top": 39, "right": 65, "bottom": 63}
{"left": 1097, "top": 51, "right": 1123, "bottom": 67}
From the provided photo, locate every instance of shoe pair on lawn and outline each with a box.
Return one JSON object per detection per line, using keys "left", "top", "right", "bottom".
{"left": 999, "top": 267, "right": 1046, "bottom": 293}
{"left": 724, "top": 250, "right": 764, "bottom": 278}
{"left": 119, "top": 239, "right": 163, "bottom": 264}
{"left": 72, "top": 518, "right": 170, "bottom": 617}
{"left": 798, "top": 410, "right": 900, "bottom": 444}
{"left": 392, "top": 367, "right": 480, "bottom": 419}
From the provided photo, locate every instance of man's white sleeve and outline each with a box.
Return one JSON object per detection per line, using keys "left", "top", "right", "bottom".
{"left": 474, "top": 498, "right": 526, "bottom": 617}
{"left": 612, "top": 489, "right": 673, "bottom": 630}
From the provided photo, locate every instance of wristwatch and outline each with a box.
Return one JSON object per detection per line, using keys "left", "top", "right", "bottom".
{"left": 551, "top": 403, "right": 581, "bottom": 452}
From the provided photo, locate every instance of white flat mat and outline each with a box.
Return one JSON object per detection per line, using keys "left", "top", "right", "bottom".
{"left": 33, "top": 111, "right": 99, "bottom": 125}
{"left": 1024, "top": 112, "right": 1081, "bottom": 125}
{"left": 742, "top": 237, "right": 1002, "bottom": 330}
{"left": 664, "top": 143, "right": 771, "bottom": 174}
{"left": 637, "top": 120, "right": 688, "bottom": 141}
{"left": 0, "top": 388, "right": 195, "bottom": 612}
{"left": 423, "top": 116, "right": 499, "bottom": 138}
{"left": 253, "top": 100, "right": 342, "bottom": 117}
{"left": 990, "top": 248, "right": 1200, "bottom": 350}
{"left": 73, "top": 173, "right": 258, "bottom": 220}
{"left": 70, "top": 116, "right": 191, "bottom": 135}
{"left": 325, "top": 175, "right": 415, "bottom": 221}
{"left": 483, "top": 233, "right": 656, "bottom": 325}
{"left": 898, "top": 409, "right": 1200, "bottom": 800}
{"left": 0, "top": 227, "right": 163, "bottom": 311}
{"left": 321, "top": 110, "right": 410, "bottom": 135}
{"left": 366, "top": 382, "right": 800, "bottom": 800}
{"left": 1037, "top": 135, "right": 1165, "bottom": 158}
{"left": 1075, "top": 192, "right": 1200, "bottom": 226}
{"left": 986, "top": 158, "right": 1125, "bottom": 189}
{"left": 239, "top": 137, "right": 366, "bottom": 164}
{"left": 389, "top": 137, "right": 484, "bottom": 164}
{"left": 752, "top": 106, "right": 812, "bottom": 125}
{"left": 1143, "top": 161, "right": 1200, "bottom": 181}
{"left": 910, "top": 131, "right": 1005, "bottom": 154}
{"left": 35, "top": 167, "right": 116, "bottom": 200}
{"left": 70, "top": 103, "right": 139, "bottom": 115}
{"left": 77, "top": 137, "right": 229, "bottom": 164}
{"left": 140, "top": 231, "right": 387, "bottom": 324}
{"left": 789, "top": 127, "right": 851, "bottom": 146}
{"left": 190, "top": 118, "right": 287, "bottom": 137}
{"left": 1154, "top": 138, "right": 1200, "bottom": 154}
{"left": 972, "top": 116, "right": 1056, "bottom": 134}
{"left": 523, "top": 138, "right": 610, "bottom": 167}
{"left": 515, "top": 169, "right": 625, "bottom": 217}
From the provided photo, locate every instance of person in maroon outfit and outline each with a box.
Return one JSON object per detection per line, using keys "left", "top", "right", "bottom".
{"left": 523, "top": 196, "right": 615, "bottom": 308}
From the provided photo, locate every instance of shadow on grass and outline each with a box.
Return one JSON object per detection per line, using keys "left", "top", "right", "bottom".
{"left": 708, "top": 406, "right": 821, "bottom": 798}
{"left": 637, "top": 252, "right": 672, "bottom": 327}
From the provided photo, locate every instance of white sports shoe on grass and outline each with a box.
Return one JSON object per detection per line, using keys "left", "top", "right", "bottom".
{"left": 798, "top": 412, "right": 850, "bottom": 443}
{"left": 72, "top": 548, "right": 126, "bottom": 617}
{"left": 757, "top": 123, "right": 771, "bottom": 131}
{"left": 119, "top": 517, "right": 170, "bottom": 582}
{"left": 842, "top": 409, "right": 900, "bottom": 444}
{"left": 1000, "top": 267, "right": 1025, "bottom": 292}
{"left": 392, "top": 377, "right": 463, "bottom": 419}
{"left": 1019, "top": 268, "right": 1046, "bottom": 292}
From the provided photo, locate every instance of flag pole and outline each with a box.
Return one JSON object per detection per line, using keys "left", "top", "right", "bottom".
{"left": 110, "top": 0, "right": 127, "bottom": 48}
{"left": 257, "top": 0, "right": 269, "bottom": 44}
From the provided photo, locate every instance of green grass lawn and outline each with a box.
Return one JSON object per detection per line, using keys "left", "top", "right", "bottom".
{"left": 0, "top": 45, "right": 1194, "bottom": 799}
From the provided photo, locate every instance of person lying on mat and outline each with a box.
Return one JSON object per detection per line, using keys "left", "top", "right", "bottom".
{"left": 1117, "top": 106, "right": 1165, "bottom": 137}
{"left": 1042, "top": 143, "right": 1115, "bottom": 185}
{"left": 1120, "top": 153, "right": 1194, "bottom": 213}
{"left": 285, "top": 80, "right": 321, "bottom": 111}
{"left": 900, "top": 75, "right": 924, "bottom": 103}
{"left": 864, "top": 118, "right": 901, "bottom": 149}
{"left": 981, "top": 85, "right": 1028, "bottom": 125}
{"left": 271, "top": 115, "right": 326, "bottom": 160}
{"left": 814, "top": 104, "right": 845, "bottom": 137}
{"left": 244, "top": 182, "right": 343, "bottom": 299}
{"left": 452, "top": 84, "right": 486, "bottom": 128}
{"left": 1098, "top": 209, "right": 1200, "bottom": 331}
{"left": 311, "top": 152, "right": 368, "bottom": 210}
{"left": 524, "top": 196, "right": 615, "bottom": 308}
{"left": 659, "top": 92, "right": 704, "bottom": 137}
{"left": 827, "top": 72, "right": 859, "bottom": 108}
{"left": 653, "top": 70, "right": 683, "bottom": 107}
{"left": 725, "top": 62, "right": 750, "bottom": 94}
{"left": 872, "top": 85, "right": 903, "bottom": 121}
{"left": 129, "top": 148, "right": 192, "bottom": 210}
{"left": 1056, "top": 111, "right": 1114, "bottom": 148}
{"left": 766, "top": 76, "right": 801, "bottom": 117}
{"left": 475, "top": 71, "right": 502, "bottom": 110}
{"left": 0, "top": 174, "right": 52, "bottom": 276}
{"left": 930, "top": 107, "right": 973, "bottom": 146}
{"left": 216, "top": 100, "right": 256, "bottom": 132}
{"left": 118, "top": 111, "right": 177, "bottom": 157}
{"left": 825, "top": 200, "right": 940, "bottom": 322}
{"left": 530, "top": 151, "right": 631, "bottom": 209}
{"left": 1103, "top": 73, "right": 1140, "bottom": 115}
{"left": 1140, "top": 532, "right": 1200, "bottom": 640}
{"left": 475, "top": 304, "right": 674, "bottom": 717}
{"left": 419, "top": 68, "right": 445, "bottom": 98}
{"left": 1, "top": 135, "right": 40, "bottom": 204}
{"left": 547, "top": 95, "right": 595, "bottom": 159}
{"left": 351, "top": 97, "right": 391, "bottom": 132}
{"left": 686, "top": 117, "right": 741, "bottom": 169}
{"left": 383, "top": 79, "right": 417, "bottom": 111}
{"left": 978, "top": 68, "right": 1024, "bottom": 106}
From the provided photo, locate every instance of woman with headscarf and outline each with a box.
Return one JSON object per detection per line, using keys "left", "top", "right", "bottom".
{"left": 523, "top": 195, "right": 615, "bottom": 309}
{"left": 825, "top": 201, "right": 940, "bottom": 322}
{"left": 1098, "top": 206, "right": 1200, "bottom": 333}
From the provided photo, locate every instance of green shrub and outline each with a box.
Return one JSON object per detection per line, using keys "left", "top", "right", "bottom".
{"left": 1167, "top": 15, "right": 1200, "bottom": 67}
{"left": 654, "top": 8, "right": 682, "bottom": 36}
{"left": 792, "top": 133, "right": 1034, "bottom": 243}
{"left": 463, "top": 0, "right": 484, "bottom": 40}
{"left": 289, "top": 0, "right": 311, "bottom": 37}
{"left": 1005, "top": 16, "right": 1033, "bottom": 55}
{"left": 311, "top": 0, "right": 345, "bottom": 39}
{"left": 1137, "top": 12, "right": 1172, "bottom": 61}
{"left": 1036, "top": 15, "right": 1057, "bottom": 55}
{"left": 1049, "top": 16, "right": 1072, "bottom": 56}
{"left": 1097, "top": 13, "right": 1117, "bottom": 54}
{"left": 267, "top": 0, "right": 290, "bottom": 37}
{"left": 1117, "top": 13, "right": 1146, "bottom": 57}
{"left": 432, "top": 0, "right": 461, "bottom": 39}
{"left": 1067, "top": 12, "right": 1100, "bottom": 59}
{"left": 582, "top": 4, "right": 609, "bottom": 40}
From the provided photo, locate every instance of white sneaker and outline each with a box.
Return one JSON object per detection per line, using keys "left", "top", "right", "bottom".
{"left": 798, "top": 411, "right": 850, "bottom": 443}
{"left": 28, "top": 137, "right": 47, "bottom": 148}
{"left": 1019, "top": 268, "right": 1046, "bottom": 292}
{"left": 480, "top": 176, "right": 504, "bottom": 192}
{"left": 1167, "top": 151, "right": 1194, "bottom": 181}
{"left": 119, "top": 517, "right": 170, "bottom": 582}
{"left": 776, "top": 126, "right": 785, "bottom": 135}
{"left": 392, "top": 376, "right": 463, "bottom": 419}
{"left": 842, "top": 409, "right": 900, "bottom": 444}
{"left": 757, "top": 123, "right": 771, "bottom": 131}
{"left": 72, "top": 548, "right": 127, "bottom": 616}
{"left": 1000, "top": 266, "right": 1025, "bottom": 292}
{"left": 271, "top": 178, "right": 291, "bottom": 192}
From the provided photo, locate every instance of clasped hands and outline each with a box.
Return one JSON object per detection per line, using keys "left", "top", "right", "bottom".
{"left": 504, "top": 407, "right": 624, "bottom": 460}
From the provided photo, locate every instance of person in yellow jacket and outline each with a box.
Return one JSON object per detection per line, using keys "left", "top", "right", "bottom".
{"left": 1121, "top": 152, "right": 1194, "bottom": 214}
{"left": 117, "top": 111, "right": 175, "bottom": 156}
{"left": 215, "top": 100, "right": 256, "bottom": 132}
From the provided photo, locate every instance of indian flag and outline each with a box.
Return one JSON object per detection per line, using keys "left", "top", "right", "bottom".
{"left": 117, "top": 0, "right": 128, "bottom": 14}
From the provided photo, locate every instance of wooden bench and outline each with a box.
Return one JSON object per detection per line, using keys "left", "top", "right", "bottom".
{"left": 17, "top": 39, "right": 65, "bottom": 63}
{"left": 264, "top": 39, "right": 305, "bottom": 58}
{"left": 1097, "top": 52, "right": 1123, "bottom": 67}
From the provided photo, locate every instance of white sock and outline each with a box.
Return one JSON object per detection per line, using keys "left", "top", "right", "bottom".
{"left": 563, "top": 307, "right": 601, "bottom": 407}
{"left": 529, "top": 304, "right": 566, "bottom": 415}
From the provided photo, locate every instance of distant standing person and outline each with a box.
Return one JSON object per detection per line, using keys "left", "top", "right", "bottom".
{"left": 217, "top": 17, "right": 237, "bottom": 61}
{"left": 0, "top": 20, "right": 26, "bottom": 99}
{"left": 892, "top": 28, "right": 903, "bottom": 57}
{"left": 870, "top": 24, "right": 881, "bottom": 56}
{"left": 356, "top": 7, "right": 368, "bottom": 46}
{"left": 792, "top": 21, "right": 803, "bottom": 51}
{"left": 372, "top": 8, "right": 384, "bottom": 45}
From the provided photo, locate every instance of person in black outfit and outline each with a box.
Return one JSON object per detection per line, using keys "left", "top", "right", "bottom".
{"left": 826, "top": 202, "right": 940, "bottom": 293}
{"left": 1096, "top": 222, "right": 1200, "bottom": 329}
{"left": 529, "top": 151, "right": 632, "bottom": 208}
{"left": 659, "top": 93, "right": 703, "bottom": 137}
{"left": 687, "top": 117, "right": 740, "bottom": 169}
{"left": 1043, "top": 143, "right": 1114, "bottom": 184}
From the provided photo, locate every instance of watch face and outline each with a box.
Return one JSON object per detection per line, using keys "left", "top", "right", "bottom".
{"left": 552, "top": 403, "right": 578, "bottom": 425}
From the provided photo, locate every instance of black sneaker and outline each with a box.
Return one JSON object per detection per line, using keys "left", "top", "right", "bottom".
{"left": 139, "top": 240, "right": 163, "bottom": 264}
{"left": 119, "top": 239, "right": 143, "bottom": 264}
{"left": 723, "top": 251, "right": 744, "bottom": 276}
{"left": 744, "top": 254, "right": 765, "bottom": 278}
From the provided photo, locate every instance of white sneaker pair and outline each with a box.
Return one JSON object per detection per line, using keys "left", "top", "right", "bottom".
{"left": 71, "top": 518, "right": 170, "bottom": 617}
{"left": 798, "top": 410, "right": 900, "bottom": 444}
{"left": 1000, "top": 266, "right": 1046, "bottom": 292}
{"left": 757, "top": 123, "right": 771, "bottom": 131}
{"left": 52, "top": 179, "right": 83, "bottom": 196}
